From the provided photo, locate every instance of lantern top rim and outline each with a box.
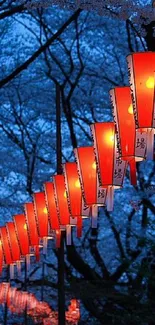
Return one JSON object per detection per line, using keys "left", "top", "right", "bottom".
{"left": 90, "top": 121, "right": 115, "bottom": 126}
{"left": 62, "top": 161, "right": 75, "bottom": 166}
{"left": 13, "top": 213, "right": 25, "bottom": 218}
{"left": 126, "top": 51, "right": 154, "bottom": 58}
{"left": 24, "top": 202, "right": 33, "bottom": 206}
{"left": 110, "top": 86, "right": 130, "bottom": 91}
{"left": 74, "top": 145, "right": 94, "bottom": 150}
{"left": 33, "top": 191, "right": 44, "bottom": 195}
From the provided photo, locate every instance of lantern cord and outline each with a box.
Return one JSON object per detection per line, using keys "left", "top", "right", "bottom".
{"left": 91, "top": 205, "right": 98, "bottom": 228}
{"left": 35, "top": 245, "right": 40, "bottom": 262}
{"left": 129, "top": 159, "right": 137, "bottom": 185}
{"left": 26, "top": 254, "right": 30, "bottom": 273}
{"left": 56, "top": 230, "right": 61, "bottom": 248}
{"left": 106, "top": 186, "right": 114, "bottom": 212}
{"left": 77, "top": 216, "right": 82, "bottom": 238}
{"left": 70, "top": 216, "right": 77, "bottom": 226}
{"left": 66, "top": 225, "right": 72, "bottom": 245}
{"left": 146, "top": 128, "right": 154, "bottom": 160}
{"left": 9, "top": 264, "right": 14, "bottom": 280}
{"left": 16, "top": 261, "right": 21, "bottom": 276}
{"left": 43, "top": 237, "right": 48, "bottom": 255}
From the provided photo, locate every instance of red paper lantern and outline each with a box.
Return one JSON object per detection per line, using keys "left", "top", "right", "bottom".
{"left": 110, "top": 87, "right": 147, "bottom": 185}
{"left": 6, "top": 222, "right": 21, "bottom": 275}
{"left": 127, "top": 52, "right": 155, "bottom": 160}
{"left": 44, "top": 182, "right": 61, "bottom": 248}
{"left": 24, "top": 203, "right": 40, "bottom": 261}
{"left": 74, "top": 146, "right": 107, "bottom": 227}
{"left": 0, "top": 282, "right": 10, "bottom": 304}
{"left": 7, "top": 287, "right": 17, "bottom": 307}
{"left": 62, "top": 162, "right": 90, "bottom": 234}
{"left": 53, "top": 175, "right": 71, "bottom": 245}
{"left": 13, "top": 214, "right": 30, "bottom": 271}
{"left": 33, "top": 192, "right": 50, "bottom": 254}
{"left": 0, "top": 227, "right": 14, "bottom": 278}
{"left": 90, "top": 122, "right": 127, "bottom": 211}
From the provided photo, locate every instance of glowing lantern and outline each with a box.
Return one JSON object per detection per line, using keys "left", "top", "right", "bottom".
{"left": 90, "top": 122, "right": 127, "bottom": 211}
{"left": 63, "top": 162, "right": 90, "bottom": 235}
{"left": 7, "top": 287, "right": 17, "bottom": 307}
{"left": 33, "top": 192, "right": 50, "bottom": 254}
{"left": 110, "top": 87, "right": 147, "bottom": 185}
{"left": 13, "top": 214, "right": 30, "bottom": 271}
{"left": 53, "top": 175, "right": 72, "bottom": 245}
{"left": 44, "top": 182, "right": 61, "bottom": 248}
{"left": 6, "top": 222, "right": 21, "bottom": 275}
{"left": 74, "top": 146, "right": 107, "bottom": 227}
{"left": 24, "top": 203, "right": 40, "bottom": 261}
{"left": 0, "top": 282, "right": 10, "bottom": 304}
{"left": 0, "top": 227, "right": 14, "bottom": 279}
{"left": 127, "top": 52, "right": 155, "bottom": 160}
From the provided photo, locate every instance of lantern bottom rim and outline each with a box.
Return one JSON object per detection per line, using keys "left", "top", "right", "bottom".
{"left": 120, "top": 155, "right": 144, "bottom": 162}
{"left": 99, "top": 185, "right": 122, "bottom": 189}
{"left": 136, "top": 127, "right": 155, "bottom": 134}
{"left": 85, "top": 203, "right": 105, "bottom": 207}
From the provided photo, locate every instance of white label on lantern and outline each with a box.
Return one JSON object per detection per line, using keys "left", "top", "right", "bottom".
{"left": 48, "top": 225, "right": 55, "bottom": 238}
{"left": 74, "top": 148, "right": 88, "bottom": 206}
{"left": 135, "top": 131, "right": 147, "bottom": 158}
{"left": 90, "top": 124, "right": 102, "bottom": 187}
{"left": 53, "top": 178, "right": 61, "bottom": 224}
{"left": 109, "top": 89, "right": 122, "bottom": 157}
{"left": 126, "top": 55, "right": 139, "bottom": 128}
{"left": 62, "top": 164, "right": 72, "bottom": 215}
{"left": 97, "top": 175, "right": 107, "bottom": 205}
{"left": 70, "top": 216, "right": 77, "bottom": 225}
{"left": 82, "top": 197, "right": 90, "bottom": 217}
{"left": 60, "top": 225, "right": 66, "bottom": 230}
{"left": 113, "top": 139, "right": 127, "bottom": 186}
{"left": 66, "top": 225, "right": 72, "bottom": 245}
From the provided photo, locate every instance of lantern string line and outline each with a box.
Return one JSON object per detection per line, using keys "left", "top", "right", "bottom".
{"left": 91, "top": 205, "right": 98, "bottom": 228}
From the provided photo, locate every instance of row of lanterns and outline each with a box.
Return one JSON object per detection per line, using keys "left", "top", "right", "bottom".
{"left": 0, "top": 51, "right": 154, "bottom": 279}
{"left": 0, "top": 283, "right": 80, "bottom": 324}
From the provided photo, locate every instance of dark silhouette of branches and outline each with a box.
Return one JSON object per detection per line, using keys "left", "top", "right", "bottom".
{"left": 0, "top": 9, "right": 82, "bottom": 88}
